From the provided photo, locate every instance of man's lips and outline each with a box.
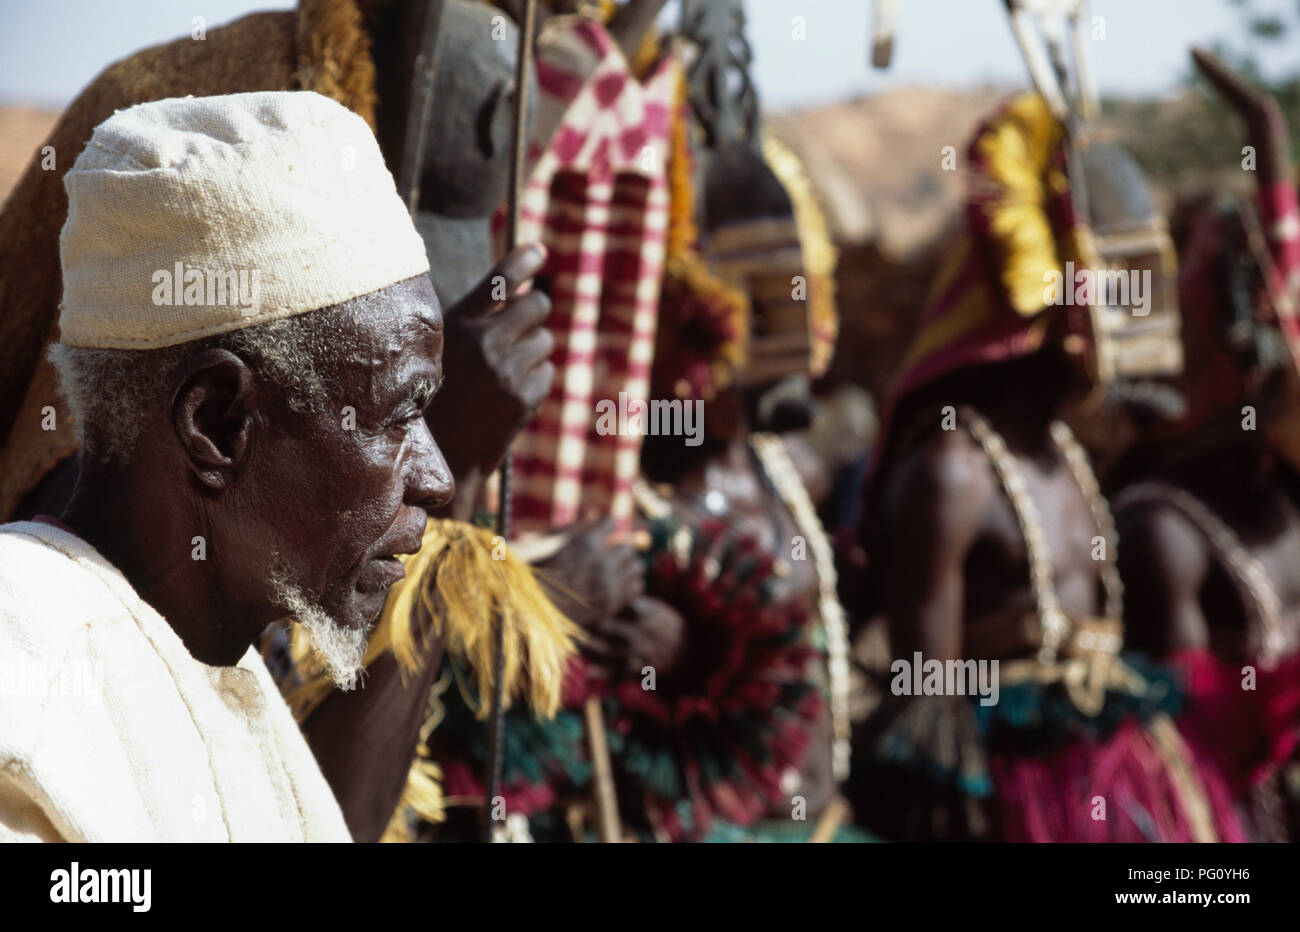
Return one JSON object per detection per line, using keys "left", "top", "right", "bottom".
{"left": 377, "top": 521, "right": 426, "bottom": 562}
{"left": 357, "top": 524, "right": 425, "bottom": 594}
{"left": 370, "top": 556, "right": 407, "bottom": 586}
{"left": 355, "top": 557, "right": 406, "bottom": 597}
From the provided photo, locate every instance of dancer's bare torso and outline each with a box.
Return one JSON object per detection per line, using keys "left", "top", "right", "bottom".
{"left": 881, "top": 416, "right": 1105, "bottom": 662}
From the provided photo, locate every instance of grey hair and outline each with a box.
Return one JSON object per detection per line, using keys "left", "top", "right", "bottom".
{"left": 50, "top": 298, "right": 377, "bottom": 466}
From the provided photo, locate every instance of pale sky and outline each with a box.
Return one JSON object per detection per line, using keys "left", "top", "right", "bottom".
{"left": 0, "top": 0, "right": 1295, "bottom": 110}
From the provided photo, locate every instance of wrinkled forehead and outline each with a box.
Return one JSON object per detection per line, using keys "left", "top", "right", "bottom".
{"left": 389, "top": 274, "right": 442, "bottom": 334}
{"left": 331, "top": 276, "right": 443, "bottom": 381}
{"left": 348, "top": 274, "right": 440, "bottom": 335}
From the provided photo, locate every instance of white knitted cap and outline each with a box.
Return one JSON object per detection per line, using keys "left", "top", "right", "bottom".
{"left": 58, "top": 91, "right": 430, "bottom": 350}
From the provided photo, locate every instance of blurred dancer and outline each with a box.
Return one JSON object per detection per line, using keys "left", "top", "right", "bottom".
{"left": 1113, "top": 49, "right": 1300, "bottom": 842}
{"left": 851, "top": 89, "right": 1242, "bottom": 842}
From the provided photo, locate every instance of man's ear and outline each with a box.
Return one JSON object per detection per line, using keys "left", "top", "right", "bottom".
{"left": 171, "top": 348, "right": 257, "bottom": 490}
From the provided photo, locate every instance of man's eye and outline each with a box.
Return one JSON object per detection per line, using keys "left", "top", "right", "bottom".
{"left": 381, "top": 405, "right": 418, "bottom": 429}
{"left": 386, "top": 379, "right": 437, "bottom": 428}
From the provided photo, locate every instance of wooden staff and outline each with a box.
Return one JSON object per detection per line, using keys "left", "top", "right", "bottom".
{"left": 396, "top": 0, "right": 447, "bottom": 214}
{"left": 584, "top": 696, "right": 622, "bottom": 842}
{"left": 870, "top": 0, "right": 898, "bottom": 69}
{"left": 483, "top": 0, "right": 537, "bottom": 842}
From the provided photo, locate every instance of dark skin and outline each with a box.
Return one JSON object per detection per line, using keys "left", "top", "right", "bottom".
{"left": 296, "top": 0, "right": 567, "bottom": 839}
{"left": 428, "top": 244, "right": 556, "bottom": 520}
{"left": 856, "top": 346, "right": 1106, "bottom": 843}
{"left": 641, "top": 380, "right": 838, "bottom": 818}
{"left": 1118, "top": 48, "right": 1300, "bottom": 666}
{"left": 300, "top": 252, "right": 555, "bottom": 841}
{"left": 302, "top": 614, "right": 448, "bottom": 842}
{"left": 1192, "top": 48, "right": 1290, "bottom": 194}
{"left": 60, "top": 274, "right": 451, "bottom": 677}
{"left": 16, "top": 251, "right": 554, "bottom": 841}
{"left": 15, "top": 246, "right": 555, "bottom": 528}
{"left": 338, "top": 2, "right": 669, "bottom": 812}
{"left": 435, "top": 0, "right": 677, "bottom": 671}
{"left": 9, "top": 0, "right": 561, "bottom": 843}
{"left": 880, "top": 344, "right": 1101, "bottom": 663}
{"left": 536, "top": 518, "right": 641, "bottom": 626}
{"left": 529, "top": 512, "right": 685, "bottom": 681}
{"left": 597, "top": 595, "right": 689, "bottom": 679}
{"left": 1117, "top": 435, "right": 1300, "bottom": 664}
{"left": 61, "top": 275, "right": 480, "bottom": 844}
{"left": 12, "top": 1, "right": 554, "bottom": 528}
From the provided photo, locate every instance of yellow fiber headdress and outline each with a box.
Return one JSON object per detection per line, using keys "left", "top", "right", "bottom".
{"left": 286, "top": 517, "right": 583, "bottom": 838}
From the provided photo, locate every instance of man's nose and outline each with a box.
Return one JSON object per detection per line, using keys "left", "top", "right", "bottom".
{"left": 406, "top": 420, "right": 455, "bottom": 511}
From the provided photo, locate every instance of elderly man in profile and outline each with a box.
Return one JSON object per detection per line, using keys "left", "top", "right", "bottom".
{"left": 0, "top": 90, "right": 456, "bottom": 841}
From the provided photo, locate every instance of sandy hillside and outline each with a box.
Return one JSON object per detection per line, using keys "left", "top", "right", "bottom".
{"left": 0, "top": 106, "right": 59, "bottom": 208}
{"left": 0, "top": 88, "right": 1253, "bottom": 403}
{"left": 769, "top": 87, "right": 1005, "bottom": 257}
{"left": 1, "top": 90, "right": 1000, "bottom": 239}
{"left": 2, "top": 88, "right": 1229, "bottom": 249}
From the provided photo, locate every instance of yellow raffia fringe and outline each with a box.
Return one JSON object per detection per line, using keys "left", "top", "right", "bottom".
{"left": 971, "top": 93, "right": 1080, "bottom": 318}
{"left": 665, "top": 62, "right": 697, "bottom": 260}
{"left": 286, "top": 518, "right": 583, "bottom": 834}
{"left": 378, "top": 673, "right": 454, "bottom": 841}
{"left": 660, "top": 60, "right": 750, "bottom": 395}
{"left": 289, "top": 518, "right": 582, "bottom": 719}
{"left": 762, "top": 133, "right": 840, "bottom": 378}
{"left": 894, "top": 94, "right": 1073, "bottom": 379}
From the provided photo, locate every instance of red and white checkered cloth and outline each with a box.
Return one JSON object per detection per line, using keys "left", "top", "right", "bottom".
{"left": 506, "top": 18, "right": 675, "bottom": 536}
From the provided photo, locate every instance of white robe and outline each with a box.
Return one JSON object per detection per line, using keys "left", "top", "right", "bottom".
{"left": 0, "top": 521, "right": 351, "bottom": 842}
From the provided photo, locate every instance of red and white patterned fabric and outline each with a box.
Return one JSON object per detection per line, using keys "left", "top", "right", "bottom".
{"left": 507, "top": 18, "right": 675, "bottom": 536}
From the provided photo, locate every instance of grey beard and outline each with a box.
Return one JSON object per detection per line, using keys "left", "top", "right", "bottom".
{"left": 267, "top": 562, "right": 369, "bottom": 692}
